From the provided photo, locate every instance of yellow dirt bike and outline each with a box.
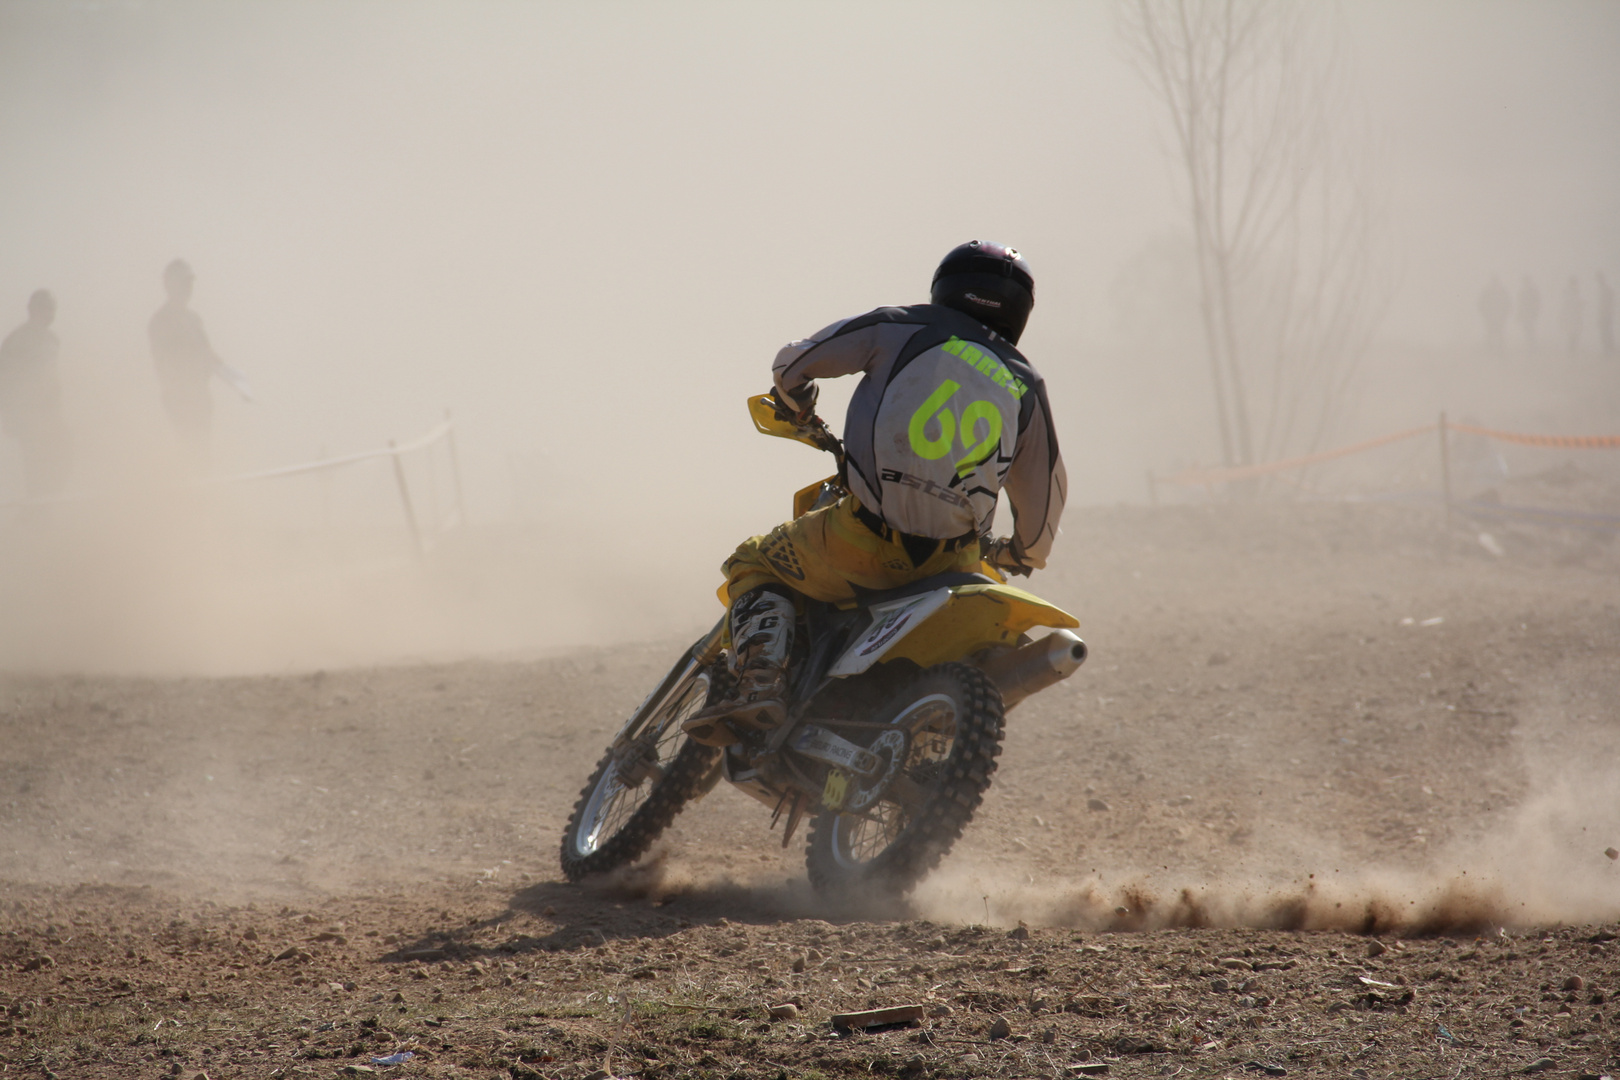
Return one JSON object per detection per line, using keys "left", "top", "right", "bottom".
{"left": 560, "top": 394, "right": 1086, "bottom": 897}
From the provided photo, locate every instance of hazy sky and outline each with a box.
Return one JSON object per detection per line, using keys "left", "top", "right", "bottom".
{"left": 1347, "top": 1, "right": 1620, "bottom": 321}
{"left": 0, "top": 0, "right": 1615, "bottom": 514}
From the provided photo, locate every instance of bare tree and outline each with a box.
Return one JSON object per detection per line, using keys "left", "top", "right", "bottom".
{"left": 1118, "top": 0, "right": 1390, "bottom": 472}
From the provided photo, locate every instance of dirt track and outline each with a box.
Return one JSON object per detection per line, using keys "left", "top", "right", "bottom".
{"left": 2, "top": 499, "right": 1619, "bottom": 1078}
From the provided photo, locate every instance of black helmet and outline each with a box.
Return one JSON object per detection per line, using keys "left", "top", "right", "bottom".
{"left": 930, "top": 240, "right": 1035, "bottom": 344}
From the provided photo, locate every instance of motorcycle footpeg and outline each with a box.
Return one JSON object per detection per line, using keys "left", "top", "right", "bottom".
{"left": 681, "top": 715, "right": 743, "bottom": 748}
{"left": 683, "top": 696, "right": 784, "bottom": 746}
{"left": 729, "top": 700, "right": 785, "bottom": 732}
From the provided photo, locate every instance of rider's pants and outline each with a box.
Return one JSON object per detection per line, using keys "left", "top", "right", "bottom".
{"left": 720, "top": 495, "right": 982, "bottom": 607}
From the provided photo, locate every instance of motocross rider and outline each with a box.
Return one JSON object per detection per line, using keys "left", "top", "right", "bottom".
{"left": 685, "top": 241, "right": 1066, "bottom": 746}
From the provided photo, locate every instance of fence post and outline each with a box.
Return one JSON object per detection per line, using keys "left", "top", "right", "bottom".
{"left": 445, "top": 408, "right": 467, "bottom": 529}
{"left": 1438, "top": 411, "right": 1453, "bottom": 526}
{"left": 390, "top": 440, "right": 424, "bottom": 557}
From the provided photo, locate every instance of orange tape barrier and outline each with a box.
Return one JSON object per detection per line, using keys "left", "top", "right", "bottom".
{"left": 1446, "top": 423, "right": 1620, "bottom": 450}
{"left": 1157, "top": 425, "right": 1436, "bottom": 487}
{"left": 1156, "top": 419, "right": 1620, "bottom": 489}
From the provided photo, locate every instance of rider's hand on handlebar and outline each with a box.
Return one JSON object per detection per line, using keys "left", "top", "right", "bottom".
{"left": 985, "top": 537, "right": 1033, "bottom": 578}
{"left": 773, "top": 382, "right": 820, "bottom": 427}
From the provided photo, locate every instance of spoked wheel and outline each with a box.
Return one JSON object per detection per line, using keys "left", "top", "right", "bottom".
{"left": 805, "top": 662, "right": 1004, "bottom": 898}
{"left": 559, "top": 655, "right": 730, "bottom": 882}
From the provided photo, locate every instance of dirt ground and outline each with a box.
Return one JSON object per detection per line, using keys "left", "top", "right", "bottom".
{"left": 3, "top": 496, "right": 1620, "bottom": 1080}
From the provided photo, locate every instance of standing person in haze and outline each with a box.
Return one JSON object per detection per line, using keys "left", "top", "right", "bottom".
{"left": 149, "top": 258, "right": 224, "bottom": 458}
{"left": 0, "top": 289, "right": 72, "bottom": 498}
{"left": 1597, "top": 272, "right": 1615, "bottom": 360}
{"left": 1516, "top": 275, "right": 1541, "bottom": 357}
{"left": 1478, "top": 275, "right": 1510, "bottom": 358}
{"left": 685, "top": 241, "right": 1066, "bottom": 744}
{"left": 1560, "top": 275, "right": 1585, "bottom": 359}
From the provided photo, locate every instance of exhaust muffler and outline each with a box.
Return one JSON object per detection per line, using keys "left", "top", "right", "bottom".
{"left": 979, "top": 629, "right": 1088, "bottom": 711}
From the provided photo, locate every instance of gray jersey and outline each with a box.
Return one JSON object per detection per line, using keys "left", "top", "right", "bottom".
{"left": 773, "top": 304, "right": 1066, "bottom": 569}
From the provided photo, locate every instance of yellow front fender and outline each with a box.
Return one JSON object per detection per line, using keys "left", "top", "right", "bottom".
{"left": 881, "top": 584, "right": 1078, "bottom": 669}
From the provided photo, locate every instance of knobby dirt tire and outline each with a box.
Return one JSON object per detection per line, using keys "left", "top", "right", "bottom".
{"left": 558, "top": 665, "right": 729, "bottom": 883}
{"left": 805, "top": 661, "right": 1005, "bottom": 899}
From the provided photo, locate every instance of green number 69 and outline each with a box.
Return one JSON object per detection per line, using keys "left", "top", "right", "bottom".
{"left": 907, "top": 380, "right": 1004, "bottom": 479}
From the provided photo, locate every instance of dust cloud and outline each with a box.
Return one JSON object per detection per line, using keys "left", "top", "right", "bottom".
{"left": 0, "top": 3, "right": 1617, "bottom": 944}
{"left": 587, "top": 744, "right": 1620, "bottom": 936}
{"left": 913, "top": 783, "right": 1620, "bottom": 937}
{"left": 589, "top": 764, "right": 1620, "bottom": 936}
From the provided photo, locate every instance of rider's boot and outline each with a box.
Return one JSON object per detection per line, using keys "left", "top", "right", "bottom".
{"left": 682, "top": 587, "right": 796, "bottom": 747}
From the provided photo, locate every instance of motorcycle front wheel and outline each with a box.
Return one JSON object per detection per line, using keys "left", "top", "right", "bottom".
{"left": 559, "top": 654, "right": 728, "bottom": 882}
{"left": 805, "top": 661, "right": 1005, "bottom": 898}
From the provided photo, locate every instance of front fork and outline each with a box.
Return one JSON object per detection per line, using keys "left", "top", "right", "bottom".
{"left": 608, "top": 616, "right": 729, "bottom": 784}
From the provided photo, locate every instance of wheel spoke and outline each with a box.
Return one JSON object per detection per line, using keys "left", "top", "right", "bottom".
{"left": 844, "top": 800, "right": 907, "bottom": 862}
{"left": 880, "top": 772, "right": 930, "bottom": 815}
{"left": 807, "top": 663, "right": 1005, "bottom": 896}
{"left": 828, "top": 693, "right": 959, "bottom": 870}
{"left": 573, "top": 672, "right": 709, "bottom": 857}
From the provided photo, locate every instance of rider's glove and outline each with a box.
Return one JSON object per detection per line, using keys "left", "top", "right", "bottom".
{"left": 775, "top": 381, "right": 819, "bottom": 426}
{"left": 985, "top": 537, "right": 1033, "bottom": 578}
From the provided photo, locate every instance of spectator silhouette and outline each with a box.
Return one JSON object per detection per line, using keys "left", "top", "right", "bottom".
{"left": 1560, "top": 275, "right": 1584, "bottom": 359}
{"left": 1478, "top": 275, "right": 1510, "bottom": 357}
{"left": 149, "top": 259, "right": 223, "bottom": 459}
{"left": 0, "top": 289, "right": 72, "bottom": 498}
{"left": 1516, "top": 275, "right": 1541, "bottom": 356}
{"left": 1597, "top": 272, "right": 1614, "bottom": 359}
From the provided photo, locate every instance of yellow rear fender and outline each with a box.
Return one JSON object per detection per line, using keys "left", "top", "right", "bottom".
{"left": 827, "top": 583, "right": 1078, "bottom": 677}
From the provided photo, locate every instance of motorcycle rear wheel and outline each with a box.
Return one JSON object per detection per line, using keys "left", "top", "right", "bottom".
{"left": 805, "top": 662, "right": 1004, "bottom": 898}
{"left": 559, "top": 658, "right": 728, "bottom": 882}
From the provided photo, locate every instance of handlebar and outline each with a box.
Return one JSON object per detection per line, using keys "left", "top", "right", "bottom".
{"left": 798, "top": 416, "right": 845, "bottom": 459}
{"left": 765, "top": 391, "right": 846, "bottom": 464}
